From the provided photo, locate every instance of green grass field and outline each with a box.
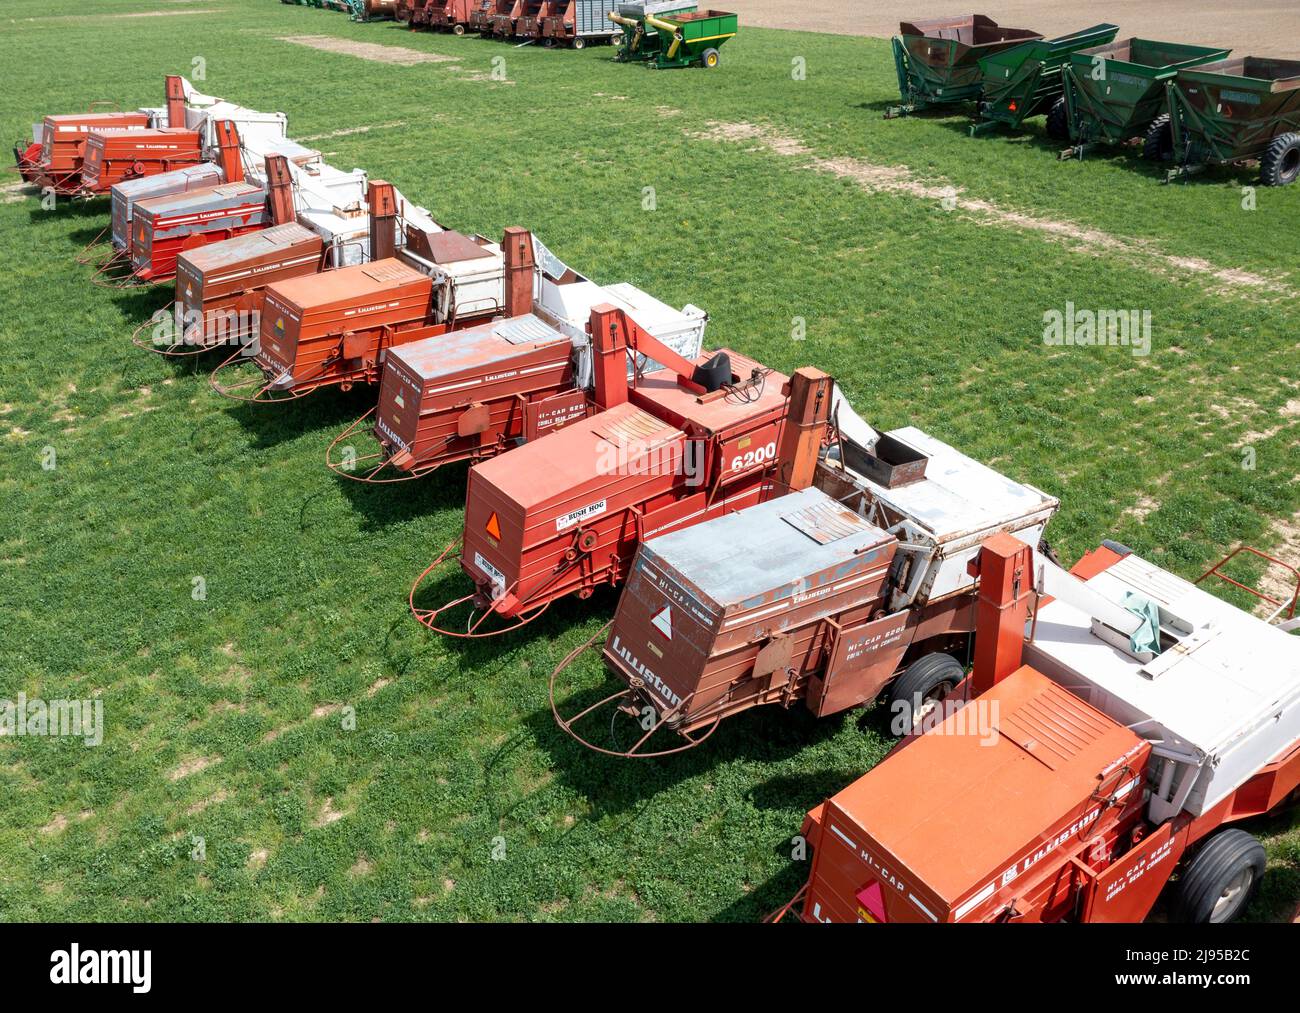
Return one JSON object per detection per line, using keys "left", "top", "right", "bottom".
{"left": 1, "top": 0, "right": 1298, "bottom": 922}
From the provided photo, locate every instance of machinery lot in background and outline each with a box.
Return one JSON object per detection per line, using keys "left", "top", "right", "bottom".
{"left": 0, "top": 0, "right": 1296, "bottom": 922}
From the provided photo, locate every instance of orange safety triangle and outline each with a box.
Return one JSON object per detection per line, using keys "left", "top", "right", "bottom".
{"left": 485, "top": 511, "right": 502, "bottom": 540}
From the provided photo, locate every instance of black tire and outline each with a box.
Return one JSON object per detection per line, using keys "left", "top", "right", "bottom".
{"left": 572, "top": 36, "right": 585, "bottom": 50}
{"left": 885, "top": 653, "right": 965, "bottom": 735}
{"left": 701, "top": 47, "right": 720, "bottom": 69}
{"left": 1260, "top": 131, "right": 1300, "bottom": 187}
{"left": 1173, "top": 829, "right": 1266, "bottom": 924}
{"left": 1143, "top": 113, "right": 1174, "bottom": 162}
{"left": 1046, "top": 97, "right": 1070, "bottom": 142}
{"left": 452, "top": 23, "right": 465, "bottom": 35}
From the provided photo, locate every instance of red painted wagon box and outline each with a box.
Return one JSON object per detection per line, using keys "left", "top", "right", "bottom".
{"left": 31, "top": 112, "right": 151, "bottom": 193}
{"left": 130, "top": 181, "right": 269, "bottom": 283}
{"left": 254, "top": 259, "right": 436, "bottom": 393}
{"left": 375, "top": 313, "right": 580, "bottom": 476}
{"left": 605, "top": 486, "right": 898, "bottom": 733}
{"left": 176, "top": 223, "right": 325, "bottom": 347}
{"left": 79, "top": 127, "right": 203, "bottom": 195}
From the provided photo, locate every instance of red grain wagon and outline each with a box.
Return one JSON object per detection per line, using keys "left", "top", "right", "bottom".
{"left": 212, "top": 257, "right": 439, "bottom": 402}
{"left": 77, "top": 126, "right": 204, "bottom": 198}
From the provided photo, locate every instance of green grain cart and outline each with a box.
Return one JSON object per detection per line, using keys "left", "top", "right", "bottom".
{"left": 1058, "top": 38, "right": 1231, "bottom": 159}
{"left": 1165, "top": 57, "right": 1300, "bottom": 185}
{"left": 610, "top": 1, "right": 697, "bottom": 63}
{"left": 641, "top": 9, "right": 736, "bottom": 69}
{"left": 969, "top": 23, "right": 1118, "bottom": 137}
{"left": 887, "top": 14, "right": 1041, "bottom": 118}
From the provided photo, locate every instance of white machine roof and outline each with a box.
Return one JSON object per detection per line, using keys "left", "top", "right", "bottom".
{"left": 850, "top": 427, "right": 1058, "bottom": 543}
{"left": 1026, "top": 551, "right": 1300, "bottom": 815}
{"left": 1032, "top": 553, "right": 1300, "bottom": 753}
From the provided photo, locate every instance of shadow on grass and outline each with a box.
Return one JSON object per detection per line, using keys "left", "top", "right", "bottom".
{"left": 217, "top": 384, "right": 376, "bottom": 451}
{"left": 331, "top": 458, "right": 471, "bottom": 532}
{"left": 524, "top": 666, "right": 850, "bottom": 819}
{"left": 27, "top": 196, "right": 108, "bottom": 226}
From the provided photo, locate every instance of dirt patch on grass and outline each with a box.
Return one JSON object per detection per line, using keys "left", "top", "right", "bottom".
{"left": 298, "top": 122, "right": 407, "bottom": 142}
{"left": 1259, "top": 508, "right": 1300, "bottom": 615}
{"left": 168, "top": 755, "right": 220, "bottom": 781}
{"left": 278, "top": 36, "right": 458, "bottom": 66}
{"left": 723, "top": 0, "right": 1292, "bottom": 57}
{"left": 313, "top": 797, "right": 351, "bottom": 828}
{"left": 40, "top": 813, "right": 68, "bottom": 835}
{"left": 692, "top": 121, "right": 1293, "bottom": 301}
{"left": 186, "top": 789, "right": 229, "bottom": 815}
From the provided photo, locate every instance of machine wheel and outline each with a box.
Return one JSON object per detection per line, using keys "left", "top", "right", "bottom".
{"left": 885, "top": 653, "right": 965, "bottom": 735}
{"left": 1173, "top": 829, "right": 1266, "bottom": 924}
{"left": 701, "top": 47, "right": 720, "bottom": 69}
{"left": 452, "top": 23, "right": 465, "bottom": 35}
{"left": 572, "top": 36, "right": 586, "bottom": 50}
{"left": 1045, "top": 97, "right": 1070, "bottom": 142}
{"left": 1143, "top": 114, "right": 1174, "bottom": 162}
{"left": 1260, "top": 132, "right": 1300, "bottom": 186}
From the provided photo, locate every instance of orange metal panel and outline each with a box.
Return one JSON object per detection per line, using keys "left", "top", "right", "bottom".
{"left": 804, "top": 665, "right": 1149, "bottom": 922}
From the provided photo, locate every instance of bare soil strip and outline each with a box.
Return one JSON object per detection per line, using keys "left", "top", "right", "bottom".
{"left": 297, "top": 122, "right": 408, "bottom": 142}
{"left": 693, "top": 121, "right": 1291, "bottom": 300}
{"left": 278, "top": 35, "right": 459, "bottom": 66}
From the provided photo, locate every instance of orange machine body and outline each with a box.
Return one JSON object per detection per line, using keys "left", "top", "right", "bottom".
{"left": 457, "top": 350, "right": 789, "bottom": 618}
{"left": 802, "top": 664, "right": 1150, "bottom": 923}
{"left": 255, "top": 259, "right": 437, "bottom": 394}
{"left": 794, "top": 538, "right": 1300, "bottom": 924}
{"left": 605, "top": 486, "right": 900, "bottom": 733}
{"left": 375, "top": 314, "right": 583, "bottom": 476}
{"left": 176, "top": 223, "right": 325, "bottom": 348}
{"left": 79, "top": 127, "right": 204, "bottom": 195}
{"left": 30, "top": 112, "right": 151, "bottom": 193}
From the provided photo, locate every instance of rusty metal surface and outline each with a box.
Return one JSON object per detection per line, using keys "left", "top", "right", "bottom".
{"left": 602, "top": 487, "right": 896, "bottom": 726}
{"left": 375, "top": 313, "right": 575, "bottom": 469}
{"left": 177, "top": 223, "right": 323, "bottom": 326}
{"left": 110, "top": 162, "right": 222, "bottom": 250}
{"left": 80, "top": 127, "right": 203, "bottom": 192}
{"left": 131, "top": 181, "right": 268, "bottom": 279}
{"left": 256, "top": 258, "right": 433, "bottom": 389}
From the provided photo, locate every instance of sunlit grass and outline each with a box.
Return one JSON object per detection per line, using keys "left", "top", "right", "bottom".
{"left": 0, "top": 0, "right": 1296, "bottom": 922}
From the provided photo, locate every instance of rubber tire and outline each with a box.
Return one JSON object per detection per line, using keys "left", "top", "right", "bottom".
{"left": 1260, "top": 131, "right": 1300, "bottom": 187}
{"left": 701, "top": 47, "right": 720, "bottom": 69}
{"left": 885, "top": 653, "right": 965, "bottom": 736}
{"left": 1046, "top": 97, "right": 1070, "bottom": 142}
{"left": 572, "top": 36, "right": 585, "bottom": 50}
{"left": 1173, "top": 829, "right": 1266, "bottom": 924}
{"left": 1143, "top": 113, "right": 1174, "bottom": 162}
{"left": 452, "top": 23, "right": 465, "bottom": 35}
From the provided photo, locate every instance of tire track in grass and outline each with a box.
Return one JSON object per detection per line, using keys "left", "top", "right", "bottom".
{"left": 691, "top": 121, "right": 1292, "bottom": 302}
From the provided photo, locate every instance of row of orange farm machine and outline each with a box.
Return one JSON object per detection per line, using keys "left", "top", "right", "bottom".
{"left": 14, "top": 70, "right": 1300, "bottom": 925}
{"left": 889, "top": 13, "right": 1300, "bottom": 185}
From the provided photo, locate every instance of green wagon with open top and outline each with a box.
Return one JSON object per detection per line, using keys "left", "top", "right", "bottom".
{"left": 610, "top": 1, "right": 697, "bottom": 62}
{"left": 1058, "top": 37, "right": 1231, "bottom": 159}
{"left": 887, "top": 13, "right": 1041, "bottom": 118}
{"left": 1165, "top": 57, "right": 1300, "bottom": 185}
{"left": 970, "top": 23, "right": 1119, "bottom": 137}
